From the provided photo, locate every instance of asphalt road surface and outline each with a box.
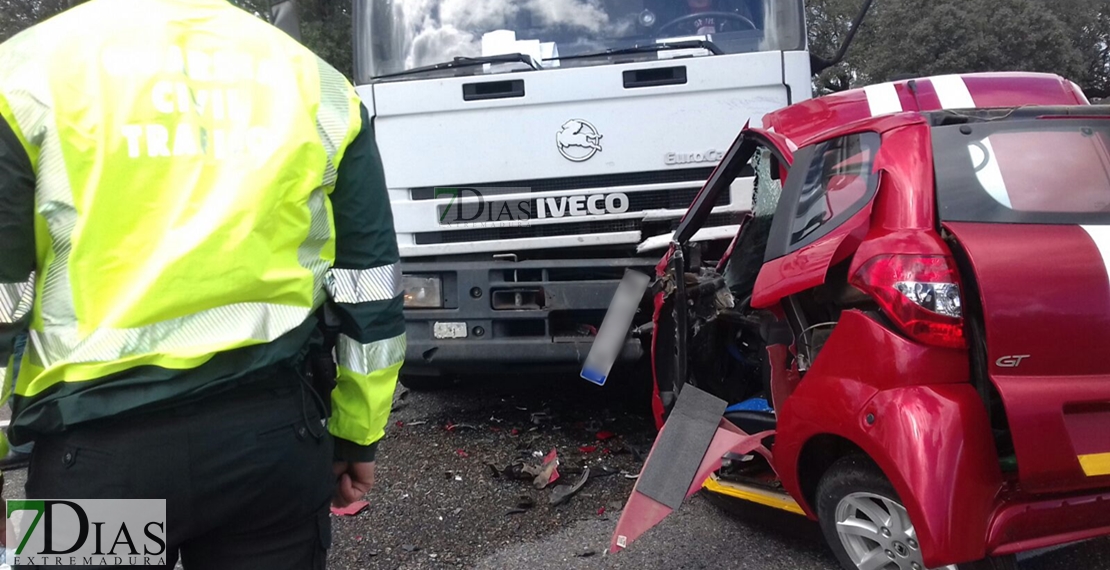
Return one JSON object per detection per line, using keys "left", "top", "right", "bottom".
{"left": 2, "top": 375, "right": 1108, "bottom": 569}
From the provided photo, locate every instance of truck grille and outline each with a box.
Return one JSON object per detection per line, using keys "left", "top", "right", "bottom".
{"left": 415, "top": 213, "right": 737, "bottom": 245}
{"left": 409, "top": 168, "right": 716, "bottom": 199}
{"left": 410, "top": 167, "right": 750, "bottom": 246}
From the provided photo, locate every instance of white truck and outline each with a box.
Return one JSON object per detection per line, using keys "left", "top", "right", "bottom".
{"left": 322, "top": 0, "right": 867, "bottom": 387}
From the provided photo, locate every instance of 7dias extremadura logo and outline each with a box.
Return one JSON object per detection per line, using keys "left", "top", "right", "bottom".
{"left": 5, "top": 500, "right": 166, "bottom": 566}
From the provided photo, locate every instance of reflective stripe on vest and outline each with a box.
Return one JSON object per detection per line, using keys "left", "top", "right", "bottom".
{"left": 326, "top": 264, "right": 403, "bottom": 304}
{"left": 0, "top": 274, "right": 34, "bottom": 325}
{"left": 336, "top": 333, "right": 406, "bottom": 376}
{"left": 0, "top": 5, "right": 361, "bottom": 395}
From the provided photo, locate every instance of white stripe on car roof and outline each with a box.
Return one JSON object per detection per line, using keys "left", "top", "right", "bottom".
{"left": 864, "top": 82, "right": 903, "bottom": 116}
{"left": 930, "top": 75, "right": 976, "bottom": 109}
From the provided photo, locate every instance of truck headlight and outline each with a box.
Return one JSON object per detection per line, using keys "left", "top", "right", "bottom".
{"left": 402, "top": 274, "right": 443, "bottom": 308}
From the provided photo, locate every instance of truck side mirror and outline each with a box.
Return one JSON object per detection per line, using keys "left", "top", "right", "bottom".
{"left": 810, "top": 0, "right": 874, "bottom": 75}
{"left": 270, "top": 0, "right": 302, "bottom": 41}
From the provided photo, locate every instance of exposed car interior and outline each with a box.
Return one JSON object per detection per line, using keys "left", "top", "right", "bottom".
{"left": 670, "top": 136, "right": 880, "bottom": 444}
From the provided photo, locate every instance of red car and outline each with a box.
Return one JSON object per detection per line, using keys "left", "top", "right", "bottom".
{"left": 607, "top": 73, "right": 1110, "bottom": 570}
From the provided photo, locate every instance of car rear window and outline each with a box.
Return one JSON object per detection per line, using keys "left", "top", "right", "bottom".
{"left": 933, "top": 119, "right": 1110, "bottom": 224}
{"left": 790, "top": 132, "right": 880, "bottom": 247}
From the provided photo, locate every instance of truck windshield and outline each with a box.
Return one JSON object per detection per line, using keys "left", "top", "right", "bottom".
{"left": 933, "top": 118, "right": 1110, "bottom": 225}
{"left": 353, "top": 0, "right": 805, "bottom": 84}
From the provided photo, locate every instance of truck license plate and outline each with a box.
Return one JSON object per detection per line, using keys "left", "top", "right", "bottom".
{"left": 433, "top": 322, "right": 468, "bottom": 339}
{"left": 580, "top": 270, "right": 650, "bottom": 386}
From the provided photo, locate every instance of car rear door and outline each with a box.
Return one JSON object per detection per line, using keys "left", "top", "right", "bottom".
{"left": 934, "top": 114, "right": 1110, "bottom": 494}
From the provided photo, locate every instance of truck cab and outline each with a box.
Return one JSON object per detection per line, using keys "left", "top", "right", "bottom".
{"left": 349, "top": 0, "right": 812, "bottom": 382}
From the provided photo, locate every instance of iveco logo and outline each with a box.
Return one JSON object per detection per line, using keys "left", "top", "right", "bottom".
{"left": 665, "top": 149, "right": 725, "bottom": 165}
{"left": 996, "top": 354, "right": 1030, "bottom": 368}
{"left": 536, "top": 193, "right": 629, "bottom": 219}
{"left": 557, "top": 119, "right": 603, "bottom": 162}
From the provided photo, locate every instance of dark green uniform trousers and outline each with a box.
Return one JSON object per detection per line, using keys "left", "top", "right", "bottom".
{"left": 21, "top": 364, "right": 334, "bottom": 569}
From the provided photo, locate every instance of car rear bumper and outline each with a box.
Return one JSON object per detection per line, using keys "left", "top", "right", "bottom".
{"left": 987, "top": 488, "right": 1110, "bottom": 556}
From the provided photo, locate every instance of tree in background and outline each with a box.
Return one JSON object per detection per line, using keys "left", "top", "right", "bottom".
{"left": 0, "top": 0, "right": 352, "bottom": 78}
{"left": 807, "top": 0, "right": 867, "bottom": 94}
{"left": 807, "top": 0, "right": 1108, "bottom": 100}
{"left": 2, "top": 1, "right": 1106, "bottom": 98}
{"left": 1047, "top": 0, "right": 1109, "bottom": 99}
{"left": 298, "top": 0, "right": 353, "bottom": 79}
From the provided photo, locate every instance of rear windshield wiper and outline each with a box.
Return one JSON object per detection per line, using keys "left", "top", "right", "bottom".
{"left": 552, "top": 40, "right": 723, "bottom": 62}
{"left": 373, "top": 53, "right": 541, "bottom": 80}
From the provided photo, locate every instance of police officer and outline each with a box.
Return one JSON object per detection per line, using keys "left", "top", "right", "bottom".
{"left": 0, "top": 0, "right": 404, "bottom": 567}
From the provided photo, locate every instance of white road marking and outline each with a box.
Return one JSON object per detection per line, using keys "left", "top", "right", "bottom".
{"left": 864, "top": 82, "right": 902, "bottom": 116}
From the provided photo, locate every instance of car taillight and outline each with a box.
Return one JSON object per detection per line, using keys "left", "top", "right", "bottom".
{"left": 850, "top": 254, "right": 966, "bottom": 348}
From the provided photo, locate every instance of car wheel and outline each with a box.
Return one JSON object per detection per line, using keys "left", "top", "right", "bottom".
{"left": 816, "top": 455, "right": 1017, "bottom": 570}
{"left": 399, "top": 375, "right": 456, "bottom": 391}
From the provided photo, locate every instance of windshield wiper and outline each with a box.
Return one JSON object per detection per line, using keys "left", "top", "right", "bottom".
{"left": 373, "top": 53, "right": 541, "bottom": 80}
{"left": 551, "top": 40, "right": 723, "bottom": 62}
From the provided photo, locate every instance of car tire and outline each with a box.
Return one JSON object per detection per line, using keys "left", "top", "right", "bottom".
{"left": 816, "top": 454, "right": 1017, "bottom": 570}
{"left": 399, "top": 375, "right": 456, "bottom": 391}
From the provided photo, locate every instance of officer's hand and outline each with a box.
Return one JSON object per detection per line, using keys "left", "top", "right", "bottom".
{"left": 332, "top": 461, "right": 376, "bottom": 508}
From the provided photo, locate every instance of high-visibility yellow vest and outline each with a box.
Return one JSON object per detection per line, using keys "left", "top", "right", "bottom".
{"left": 0, "top": 0, "right": 363, "bottom": 398}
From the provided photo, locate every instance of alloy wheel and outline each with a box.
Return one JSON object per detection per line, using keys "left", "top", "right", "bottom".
{"left": 833, "top": 492, "right": 957, "bottom": 570}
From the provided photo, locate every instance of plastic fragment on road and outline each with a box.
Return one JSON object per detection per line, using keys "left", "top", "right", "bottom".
{"left": 596, "top": 430, "right": 615, "bottom": 441}
{"left": 330, "top": 500, "right": 369, "bottom": 516}
{"left": 579, "top": 445, "right": 597, "bottom": 453}
{"left": 610, "top": 385, "right": 774, "bottom": 554}
{"left": 550, "top": 467, "right": 590, "bottom": 505}
{"left": 531, "top": 449, "right": 560, "bottom": 489}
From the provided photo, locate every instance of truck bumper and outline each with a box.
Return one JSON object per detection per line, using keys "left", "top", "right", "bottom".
{"left": 400, "top": 256, "right": 653, "bottom": 375}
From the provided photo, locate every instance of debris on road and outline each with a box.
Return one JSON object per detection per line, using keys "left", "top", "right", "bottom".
{"left": 550, "top": 467, "right": 590, "bottom": 506}
{"left": 578, "top": 445, "right": 597, "bottom": 453}
{"left": 595, "top": 430, "right": 615, "bottom": 441}
{"left": 391, "top": 388, "right": 410, "bottom": 412}
{"left": 331, "top": 501, "right": 369, "bottom": 517}
{"left": 401, "top": 544, "right": 420, "bottom": 553}
{"left": 623, "top": 442, "right": 645, "bottom": 462}
{"left": 529, "top": 449, "right": 560, "bottom": 489}
{"left": 516, "top": 495, "right": 536, "bottom": 510}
